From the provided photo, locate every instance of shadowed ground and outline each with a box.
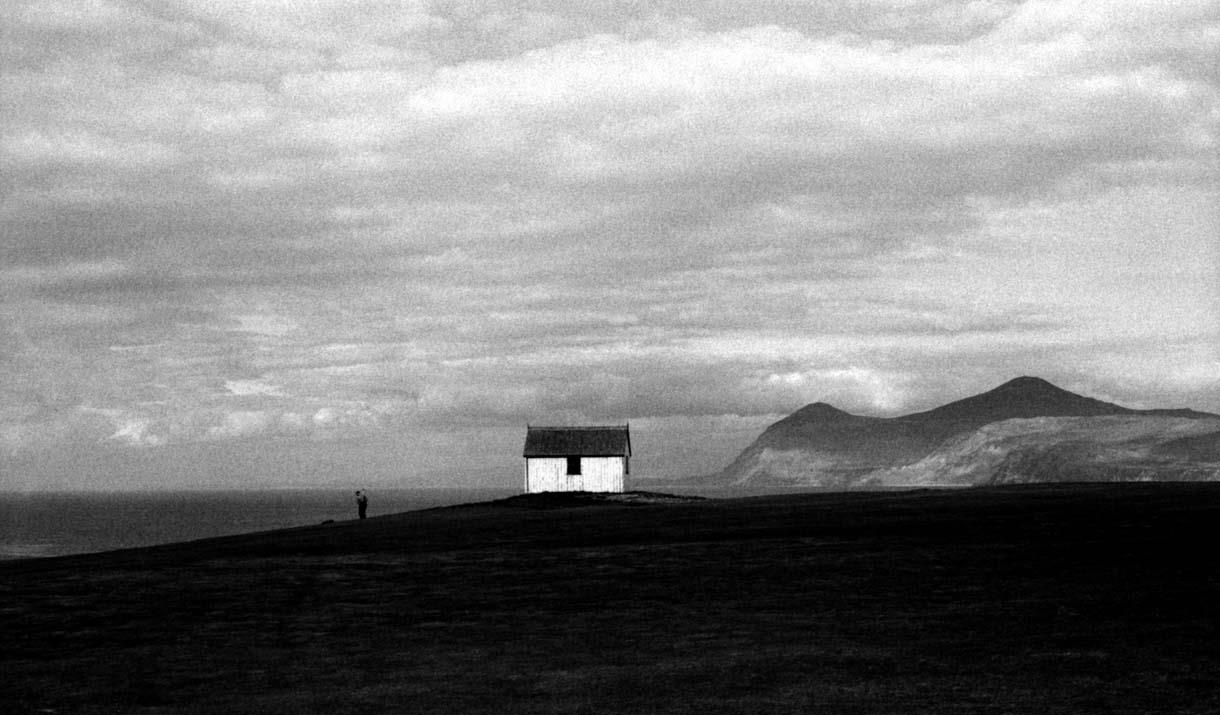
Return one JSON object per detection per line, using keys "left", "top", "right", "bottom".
{"left": 3, "top": 483, "right": 1220, "bottom": 713}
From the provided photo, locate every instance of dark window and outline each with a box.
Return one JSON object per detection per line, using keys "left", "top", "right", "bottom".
{"left": 566, "top": 456, "right": 581, "bottom": 475}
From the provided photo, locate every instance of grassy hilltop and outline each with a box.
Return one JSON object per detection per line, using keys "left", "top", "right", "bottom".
{"left": 3, "top": 484, "right": 1220, "bottom": 713}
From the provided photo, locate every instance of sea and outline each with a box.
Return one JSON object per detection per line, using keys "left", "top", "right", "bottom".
{"left": 0, "top": 488, "right": 517, "bottom": 561}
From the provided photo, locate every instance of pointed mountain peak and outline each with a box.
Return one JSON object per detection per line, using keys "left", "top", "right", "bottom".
{"left": 752, "top": 400, "right": 866, "bottom": 449}
{"left": 787, "top": 402, "right": 855, "bottom": 421}
{"left": 921, "top": 376, "right": 1129, "bottom": 421}
{"left": 991, "top": 376, "right": 1064, "bottom": 393}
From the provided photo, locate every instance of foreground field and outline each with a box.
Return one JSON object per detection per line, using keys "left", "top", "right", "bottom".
{"left": 3, "top": 484, "right": 1220, "bottom": 713}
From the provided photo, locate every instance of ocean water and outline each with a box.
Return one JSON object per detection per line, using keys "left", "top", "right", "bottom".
{"left": 0, "top": 488, "right": 516, "bottom": 561}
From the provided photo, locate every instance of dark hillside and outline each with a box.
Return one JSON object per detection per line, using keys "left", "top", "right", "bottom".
{"left": 713, "top": 377, "right": 1219, "bottom": 486}
{"left": 908, "top": 376, "right": 1132, "bottom": 422}
{"left": 4, "top": 484, "right": 1220, "bottom": 713}
{"left": 1153, "top": 429, "right": 1220, "bottom": 461}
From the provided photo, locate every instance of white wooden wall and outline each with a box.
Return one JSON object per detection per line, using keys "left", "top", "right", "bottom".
{"left": 524, "top": 457, "right": 626, "bottom": 493}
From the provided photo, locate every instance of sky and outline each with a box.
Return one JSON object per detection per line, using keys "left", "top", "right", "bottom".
{"left": 2, "top": 0, "right": 1218, "bottom": 490}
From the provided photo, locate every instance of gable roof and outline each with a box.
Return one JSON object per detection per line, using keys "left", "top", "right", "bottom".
{"left": 523, "top": 425, "right": 631, "bottom": 457}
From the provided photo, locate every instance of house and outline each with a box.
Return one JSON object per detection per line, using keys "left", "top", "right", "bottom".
{"left": 522, "top": 425, "right": 631, "bottom": 493}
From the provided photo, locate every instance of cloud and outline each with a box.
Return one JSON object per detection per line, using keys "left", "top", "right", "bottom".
{"left": 5, "top": 4, "right": 1212, "bottom": 278}
{"left": 3, "top": 130, "right": 181, "bottom": 168}
{"left": 224, "top": 379, "right": 284, "bottom": 397}
{"left": 1, "top": 1, "right": 1217, "bottom": 485}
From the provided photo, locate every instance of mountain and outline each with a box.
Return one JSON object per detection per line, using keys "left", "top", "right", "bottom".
{"left": 908, "top": 376, "right": 1214, "bottom": 422}
{"left": 864, "top": 416, "right": 1220, "bottom": 487}
{"left": 711, "top": 377, "right": 1220, "bottom": 488}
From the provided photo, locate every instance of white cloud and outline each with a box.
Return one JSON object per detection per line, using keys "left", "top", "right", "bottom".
{"left": 2, "top": 130, "right": 181, "bottom": 167}
{"left": 108, "top": 417, "right": 164, "bottom": 446}
{"left": 756, "top": 367, "right": 916, "bottom": 413}
{"left": 224, "top": 379, "right": 284, "bottom": 397}
{"left": 1, "top": 0, "right": 1217, "bottom": 486}
{"left": 206, "top": 410, "right": 272, "bottom": 440}
{"left": 231, "top": 314, "right": 298, "bottom": 337}
{"left": 17, "top": 0, "right": 156, "bottom": 31}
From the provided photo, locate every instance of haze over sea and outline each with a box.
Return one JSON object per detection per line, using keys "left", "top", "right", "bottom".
{"left": 0, "top": 488, "right": 516, "bottom": 561}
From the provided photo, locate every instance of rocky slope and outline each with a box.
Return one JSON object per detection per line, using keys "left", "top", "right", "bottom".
{"left": 711, "top": 377, "right": 1220, "bottom": 488}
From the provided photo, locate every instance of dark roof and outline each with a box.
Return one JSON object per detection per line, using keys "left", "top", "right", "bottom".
{"left": 523, "top": 425, "right": 631, "bottom": 457}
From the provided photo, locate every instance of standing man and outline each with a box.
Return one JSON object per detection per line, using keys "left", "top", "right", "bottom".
{"left": 355, "top": 490, "right": 368, "bottom": 520}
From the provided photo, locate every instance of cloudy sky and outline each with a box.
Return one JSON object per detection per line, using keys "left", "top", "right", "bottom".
{"left": 2, "top": 0, "right": 1217, "bottom": 490}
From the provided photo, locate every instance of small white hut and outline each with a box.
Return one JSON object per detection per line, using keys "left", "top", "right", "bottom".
{"left": 522, "top": 425, "right": 631, "bottom": 493}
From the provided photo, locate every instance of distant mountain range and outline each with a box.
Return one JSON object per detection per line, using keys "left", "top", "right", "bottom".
{"left": 707, "top": 377, "right": 1220, "bottom": 488}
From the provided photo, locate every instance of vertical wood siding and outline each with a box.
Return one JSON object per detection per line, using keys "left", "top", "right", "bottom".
{"left": 524, "top": 457, "right": 626, "bottom": 493}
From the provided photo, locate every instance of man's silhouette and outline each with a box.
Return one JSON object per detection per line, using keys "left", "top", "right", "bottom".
{"left": 355, "top": 490, "right": 368, "bottom": 520}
